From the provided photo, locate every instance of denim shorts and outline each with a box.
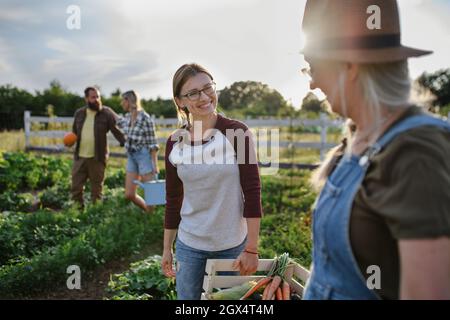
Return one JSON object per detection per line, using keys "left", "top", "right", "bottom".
{"left": 126, "top": 148, "right": 154, "bottom": 175}
{"left": 175, "top": 237, "right": 246, "bottom": 300}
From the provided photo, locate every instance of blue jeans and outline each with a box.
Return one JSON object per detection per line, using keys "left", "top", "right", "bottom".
{"left": 126, "top": 148, "right": 154, "bottom": 175}
{"left": 175, "top": 237, "right": 246, "bottom": 300}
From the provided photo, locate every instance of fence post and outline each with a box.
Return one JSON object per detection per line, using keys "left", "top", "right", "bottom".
{"left": 320, "top": 113, "right": 327, "bottom": 161}
{"left": 24, "top": 110, "right": 31, "bottom": 149}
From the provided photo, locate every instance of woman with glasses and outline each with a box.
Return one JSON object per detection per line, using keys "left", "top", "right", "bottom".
{"left": 118, "top": 90, "right": 159, "bottom": 212}
{"left": 161, "top": 63, "right": 263, "bottom": 300}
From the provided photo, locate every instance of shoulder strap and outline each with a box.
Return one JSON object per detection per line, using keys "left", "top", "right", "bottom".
{"left": 364, "top": 114, "right": 450, "bottom": 160}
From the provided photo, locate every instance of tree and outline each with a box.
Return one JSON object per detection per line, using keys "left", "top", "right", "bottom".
{"left": 0, "top": 84, "right": 34, "bottom": 114}
{"left": 143, "top": 97, "right": 176, "bottom": 118}
{"left": 0, "top": 85, "right": 34, "bottom": 129}
{"left": 300, "top": 92, "right": 326, "bottom": 114}
{"left": 416, "top": 69, "right": 450, "bottom": 115}
{"left": 111, "top": 88, "right": 122, "bottom": 97}
{"left": 218, "top": 81, "right": 294, "bottom": 117}
{"left": 34, "top": 80, "right": 84, "bottom": 116}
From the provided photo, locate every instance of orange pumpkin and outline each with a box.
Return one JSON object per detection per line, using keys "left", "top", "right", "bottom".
{"left": 63, "top": 132, "right": 77, "bottom": 147}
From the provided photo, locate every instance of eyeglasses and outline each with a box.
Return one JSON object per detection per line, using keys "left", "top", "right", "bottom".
{"left": 180, "top": 82, "right": 216, "bottom": 101}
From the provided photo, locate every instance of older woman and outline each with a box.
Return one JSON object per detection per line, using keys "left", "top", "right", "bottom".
{"left": 161, "top": 63, "right": 263, "bottom": 300}
{"left": 118, "top": 90, "right": 159, "bottom": 212}
{"left": 302, "top": 0, "right": 450, "bottom": 299}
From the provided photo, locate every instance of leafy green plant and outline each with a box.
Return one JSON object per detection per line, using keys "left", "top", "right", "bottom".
{"left": 0, "top": 197, "right": 165, "bottom": 298}
{"left": 104, "top": 169, "right": 125, "bottom": 189}
{"left": 259, "top": 170, "right": 315, "bottom": 267}
{"left": 106, "top": 255, "right": 176, "bottom": 300}
{"left": 0, "top": 191, "right": 34, "bottom": 212}
{"left": 0, "top": 207, "right": 84, "bottom": 265}
{"left": 39, "top": 182, "right": 69, "bottom": 209}
{"left": 0, "top": 152, "right": 70, "bottom": 193}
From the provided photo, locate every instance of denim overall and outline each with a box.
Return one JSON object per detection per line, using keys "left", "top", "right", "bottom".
{"left": 303, "top": 114, "right": 450, "bottom": 300}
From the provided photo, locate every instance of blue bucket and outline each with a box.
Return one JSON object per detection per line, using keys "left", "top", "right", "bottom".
{"left": 133, "top": 174, "right": 166, "bottom": 206}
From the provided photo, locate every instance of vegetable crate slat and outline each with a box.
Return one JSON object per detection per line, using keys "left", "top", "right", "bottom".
{"left": 201, "top": 259, "right": 310, "bottom": 300}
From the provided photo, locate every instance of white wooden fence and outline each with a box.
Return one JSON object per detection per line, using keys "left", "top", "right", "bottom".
{"left": 24, "top": 111, "right": 344, "bottom": 163}
{"left": 23, "top": 111, "right": 450, "bottom": 163}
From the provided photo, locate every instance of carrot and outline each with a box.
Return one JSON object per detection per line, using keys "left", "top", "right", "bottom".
{"left": 282, "top": 280, "right": 290, "bottom": 300}
{"left": 240, "top": 277, "right": 272, "bottom": 300}
{"left": 265, "top": 275, "right": 282, "bottom": 300}
{"left": 276, "top": 287, "right": 283, "bottom": 300}
{"left": 262, "top": 280, "right": 272, "bottom": 300}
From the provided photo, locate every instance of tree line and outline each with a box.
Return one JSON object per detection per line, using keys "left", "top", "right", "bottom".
{"left": 1, "top": 69, "right": 449, "bottom": 130}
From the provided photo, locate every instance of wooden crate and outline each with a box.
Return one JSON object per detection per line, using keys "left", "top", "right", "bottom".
{"left": 201, "top": 259, "right": 310, "bottom": 300}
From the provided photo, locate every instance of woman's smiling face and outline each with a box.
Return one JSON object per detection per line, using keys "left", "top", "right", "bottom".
{"left": 176, "top": 72, "right": 217, "bottom": 117}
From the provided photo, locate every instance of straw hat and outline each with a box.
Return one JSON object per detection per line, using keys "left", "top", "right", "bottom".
{"left": 301, "top": 0, "right": 432, "bottom": 63}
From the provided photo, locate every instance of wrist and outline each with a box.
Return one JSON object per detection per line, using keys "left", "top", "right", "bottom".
{"left": 245, "top": 244, "right": 258, "bottom": 252}
{"left": 243, "top": 248, "right": 259, "bottom": 255}
{"left": 163, "top": 246, "right": 173, "bottom": 253}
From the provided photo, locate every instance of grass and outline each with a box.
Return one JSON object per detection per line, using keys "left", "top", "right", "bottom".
{"left": 0, "top": 130, "right": 25, "bottom": 152}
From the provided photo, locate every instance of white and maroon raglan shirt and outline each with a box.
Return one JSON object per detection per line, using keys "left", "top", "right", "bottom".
{"left": 164, "top": 114, "right": 263, "bottom": 251}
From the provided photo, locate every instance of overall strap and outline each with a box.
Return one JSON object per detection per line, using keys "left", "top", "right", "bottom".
{"left": 361, "top": 114, "right": 450, "bottom": 163}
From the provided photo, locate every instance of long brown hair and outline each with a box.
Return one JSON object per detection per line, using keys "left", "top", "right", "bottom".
{"left": 172, "top": 63, "right": 214, "bottom": 129}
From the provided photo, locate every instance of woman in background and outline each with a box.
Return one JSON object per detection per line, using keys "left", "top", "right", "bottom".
{"left": 118, "top": 90, "right": 159, "bottom": 212}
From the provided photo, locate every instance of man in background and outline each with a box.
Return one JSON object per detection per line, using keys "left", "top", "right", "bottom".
{"left": 71, "top": 86, "right": 125, "bottom": 207}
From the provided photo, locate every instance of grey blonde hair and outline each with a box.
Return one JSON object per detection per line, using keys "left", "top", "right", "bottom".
{"left": 311, "top": 60, "right": 412, "bottom": 191}
{"left": 122, "top": 90, "right": 142, "bottom": 111}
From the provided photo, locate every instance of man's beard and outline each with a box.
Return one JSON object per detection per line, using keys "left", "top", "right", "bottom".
{"left": 88, "top": 101, "right": 101, "bottom": 111}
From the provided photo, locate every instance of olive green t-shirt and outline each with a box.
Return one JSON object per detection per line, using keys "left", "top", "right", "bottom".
{"left": 349, "top": 107, "right": 450, "bottom": 300}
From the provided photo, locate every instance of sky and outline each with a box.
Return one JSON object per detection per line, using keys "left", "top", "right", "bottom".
{"left": 0, "top": 0, "right": 449, "bottom": 108}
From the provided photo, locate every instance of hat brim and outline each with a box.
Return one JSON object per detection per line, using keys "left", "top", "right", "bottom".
{"left": 302, "top": 45, "right": 432, "bottom": 63}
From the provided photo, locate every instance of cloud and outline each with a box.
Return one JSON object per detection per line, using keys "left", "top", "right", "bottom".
{"left": 0, "top": 59, "right": 12, "bottom": 72}
{"left": 397, "top": 0, "right": 450, "bottom": 78}
{"left": 46, "top": 37, "right": 79, "bottom": 55}
{"left": 0, "top": 7, "right": 42, "bottom": 24}
{"left": 0, "top": 0, "right": 448, "bottom": 107}
{"left": 0, "top": 37, "right": 13, "bottom": 73}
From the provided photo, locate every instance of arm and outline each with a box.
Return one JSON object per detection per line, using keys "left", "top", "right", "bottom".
{"left": 245, "top": 218, "right": 261, "bottom": 252}
{"left": 399, "top": 237, "right": 450, "bottom": 299}
{"left": 232, "top": 218, "right": 261, "bottom": 275}
{"left": 72, "top": 112, "right": 77, "bottom": 134}
{"left": 376, "top": 132, "right": 450, "bottom": 299}
{"left": 146, "top": 116, "right": 160, "bottom": 174}
{"left": 116, "top": 113, "right": 126, "bottom": 130}
{"left": 145, "top": 115, "right": 160, "bottom": 152}
{"left": 222, "top": 122, "right": 263, "bottom": 219}
{"left": 230, "top": 124, "right": 263, "bottom": 275}
{"left": 161, "top": 228, "right": 178, "bottom": 278}
{"left": 108, "top": 108, "right": 120, "bottom": 121}
{"left": 151, "top": 149, "right": 159, "bottom": 174}
{"left": 161, "top": 137, "right": 183, "bottom": 278}
{"left": 108, "top": 109, "right": 126, "bottom": 146}
{"left": 164, "top": 137, "right": 183, "bottom": 230}
{"left": 71, "top": 110, "right": 80, "bottom": 149}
